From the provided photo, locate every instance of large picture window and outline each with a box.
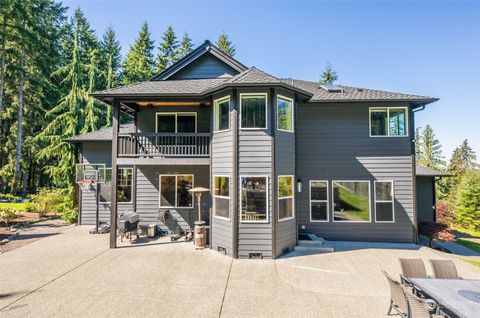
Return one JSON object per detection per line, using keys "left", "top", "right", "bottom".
{"left": 310, "top": 180, "right": 329, "bottom": 222}
{"left": 99, "top": 168, "right": 133, "bottom": 203}
{"left": 214, "top": 176, "right": 230, "bottom": 219}
{"left": 156, "top": 112, "right": 197, "bottom": 133}
{"left": 277, "top": 95, "right": 294, "bottom": 132}
{"left": 159, "top": 175, "right": 193, "bottom": 208}
{"left": 278, "top": 176, "right": 294, "bottom": 221}
{"left": 240, "top": 94, "right": 267, "bottom": 129}
{"left": 333, "top": 181, "right": 370, "bottom": 222}
{"left": 214, "top": 96, "right": 230, "bottom": 132}
{"left": 370, "top": 107, "right": 408, "bottom": 136}
{"left": 241, "top": 176, "right": 268, "bottom": 222}
{"left": 375, "top": 180, "right": 394, "bottom": 222}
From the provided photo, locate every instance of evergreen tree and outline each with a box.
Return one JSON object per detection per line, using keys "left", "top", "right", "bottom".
{"left": 123, "top": 22, "right": 154, "bottom": 84}
{"left": 216, "top": 32, "right": 236, "bottom": 57}
{"left": 448, "top": 139, "right": 477, "bottom": 175}
{"left": 82, "top": 49, "right": 103, "bottom": 134}
{"left": 455, "top": 170, "right": 480, "bottom": 231}
{"left": 417, "top": 125, "right": 445, "bottom": 169}
{"left": 155, "top": 25, "right": 179, "bottom": 74}
{"left": 415, "top": 127, "right": 422, "bottom": 161}
{"left": 178, "top": 32, "right": 193, "bottom": 58}
{"left": 319, "top": 62, "right": 338, "bottom": 85}
{"left": 100, "top": 25, "right": 121, "bottom": 126}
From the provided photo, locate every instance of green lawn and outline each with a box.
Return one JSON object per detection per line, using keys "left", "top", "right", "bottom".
{"left": 0, "top": 202, "right": 29, "bottom": 211}
{"left": 457, "top": 238, "right": 480, "bottom": 254}
{"left": 455, "top": 227, "right": 480, "bottom": 238}
{"left": 463, "top": 259, "right": 480, "bottom": 268}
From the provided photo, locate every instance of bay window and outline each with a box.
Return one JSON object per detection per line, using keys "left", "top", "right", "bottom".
{"left": 159, "top": 175, "right": 193, "bottom": 208}
{"left": 375, "top": 180, "right": 394, "bottom": 222}
{"left": 333, "top": 181, "right": 370, "bottom": 222}
{"left": 240, "top": 94, "right": 267, "bottom": 129}
{"left": 214, "top": 176, "right": 230, "bottom": 219}
{"left": 310, "top": 180, "right": 329, "bottom": 221}
{"left": 278, "top": 176, "right": 294, "bottom": 221}
{"left": 241, "top": 176, "right": 268, "bottom": 222}
{"left": 370, "top": 107, "right": 407, "bottom": 136}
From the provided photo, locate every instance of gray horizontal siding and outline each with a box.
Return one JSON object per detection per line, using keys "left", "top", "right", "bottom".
{"left": 81, "top": 142, "right": 112, "bottom": 166}
{"left": 296, "top": 102, "right": 415, "bottom": 243}
{"left": 170, "top": 53, "right": 238, "bottom": 79}
{"left": 135, "top": 165, "right": 210, "bottom": 232}
{"left": 416, "top": 176, "right": 435, "bottom": 223}
{"left": 79, "top": 187, "right": 133, "bottom": 225}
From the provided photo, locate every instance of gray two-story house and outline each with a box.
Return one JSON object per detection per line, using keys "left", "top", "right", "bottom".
{"left": 66, "top": 40, "right": 440, "bottom": 259}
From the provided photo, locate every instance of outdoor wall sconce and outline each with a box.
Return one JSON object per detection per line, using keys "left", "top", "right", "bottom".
{"left": 297, "top": 179, "right": 302, "bottom": 193}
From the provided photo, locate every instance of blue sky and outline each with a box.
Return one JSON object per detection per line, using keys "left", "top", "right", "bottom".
{"left": 64, "top": 0, "right": 480, "bottom": 160}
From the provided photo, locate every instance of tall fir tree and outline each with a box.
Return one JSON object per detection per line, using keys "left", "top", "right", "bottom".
{"left": 448, "top": 139, "right": 477, "bottom": 174}
{"left": 100, "top": 25, "right": 121, "bottom": 126}
{"left": 123, "top": 22, "right": 154, "bottom": 84}
{"left": 155, "top": 25, "right": 179, "bottom": 74}
{"left": 216, "top": 32, "right": 236, "bottom": 57}
{"left": 319, "top": 62, "right": 338, "bottom": 85}
{"left": 417, "top": 125, "right": 445, "bottom": 169}
{"left": 178, "top": 32, "right": 193, "bottom": 58}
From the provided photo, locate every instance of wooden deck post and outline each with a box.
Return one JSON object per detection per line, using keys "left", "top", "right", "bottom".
{"left": 109, "top": 100, "right": 120, "bottom": 248}
{"left": 231, "top": 89, "right": 239, "bottom": 258}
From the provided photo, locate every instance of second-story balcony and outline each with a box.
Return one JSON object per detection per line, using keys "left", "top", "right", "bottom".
{"left": 118, "top": 133, "right": 211, "bottom": 158}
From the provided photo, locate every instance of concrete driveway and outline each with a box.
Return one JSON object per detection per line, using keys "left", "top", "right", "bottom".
{"left": 1, "top": 226, "right": 479, "bottom": 318}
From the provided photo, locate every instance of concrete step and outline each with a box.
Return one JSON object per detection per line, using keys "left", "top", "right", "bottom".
{"left": 294, "top": 245, "right": 334, "bottom": 254}
{"left": 298, "top": 240, "right": 324, "bottom": 247}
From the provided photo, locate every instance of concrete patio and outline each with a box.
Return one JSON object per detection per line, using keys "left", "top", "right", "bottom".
{"left": 1, "top": 226, "right": 479, "bottom": 318}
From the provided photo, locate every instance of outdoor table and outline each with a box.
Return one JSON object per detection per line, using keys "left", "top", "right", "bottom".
{"left": 409, "top": 278, "right": 480, "bottom": 318}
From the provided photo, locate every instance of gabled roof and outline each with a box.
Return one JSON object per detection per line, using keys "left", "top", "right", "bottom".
{"left": 64, "top": 124, "right": 134, "bottom": 143}
{"left": 416, "top": 165, "right": 450, "bottom": 177}
{"left": 151, "top": 40, "right": 248, "bottom": 81}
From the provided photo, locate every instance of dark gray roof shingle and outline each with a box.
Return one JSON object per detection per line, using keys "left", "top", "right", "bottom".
{"left": 416, "top": 165, "right": 450, "bottom": 177}
{"left": 64, "top": 124, "right": 134, "bottom": 142}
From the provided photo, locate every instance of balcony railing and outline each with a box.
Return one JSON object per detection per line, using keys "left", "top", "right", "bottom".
{"left": 118, "top": 133, "right": 210, "bottom": 157}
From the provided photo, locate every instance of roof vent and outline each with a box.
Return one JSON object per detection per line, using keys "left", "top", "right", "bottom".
{"left": 320, "top": 84, "right": 343, "bottom": 93}
{"left": 218, "top": 72, "right": 233, "bottom": 79}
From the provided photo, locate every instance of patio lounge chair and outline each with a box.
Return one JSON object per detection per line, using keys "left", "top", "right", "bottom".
{"left": 430, "top": 259, "right": 460, "bottom": 279}
{"left": 399, "top": 258, "right": 428, "bottom": 285}
{"left": 382, "top": 271, "right": 442, "bottom": 318}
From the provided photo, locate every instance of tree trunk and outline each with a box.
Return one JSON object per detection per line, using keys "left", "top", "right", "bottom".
{"left": 13, "top": 46, "right": 25, "bottom": 194}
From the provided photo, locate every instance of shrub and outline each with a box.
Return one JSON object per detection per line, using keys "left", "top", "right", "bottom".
{"left": 455, "top": 170, "right": 480, "bottom": 231}
{"left": 0, "top": 208, "right": 20, "bottom": 227}
{"left": 419, "top": 221, "right": 456, "bottom": 247}
{"left": 436, "top": 200, "right": 455, "bottom": 227}
{"left": 29, "top": 188, "right": 77, "bottom": 222}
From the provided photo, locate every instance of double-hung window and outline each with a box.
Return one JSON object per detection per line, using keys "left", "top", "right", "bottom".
{"left": 240, "top": 94, "right": 267, "bottom": 129}
{"left": 333, "top": 181, "right": 370, "bottom": 222}
{"left": 214, "top": 96, "right": 230, "bottom": 132}
{"left": 277, "top": 95, "right": 294, "bottom": 132}
{"left": 370, "top": 107, "right": 408, "bottom": 136}
{"left": 241, "top": 176, "right": 268, "bottom": 222}
{"left": 159, "top": 175, "right": 193, "bottom": 208}
{"left": 278, "top": 176, "right": 294, "bottom": 221}
{"left": 375, "top": 180, "right": 394, "bottom": 222}
{"left": 214, "top": 176, "right": 230, "bottom": 220}
{"left": 99, "top": 167, "right": 133, "bottom": 203}
{"left": 310, "top": 181, "right": 329, "bottom": 221}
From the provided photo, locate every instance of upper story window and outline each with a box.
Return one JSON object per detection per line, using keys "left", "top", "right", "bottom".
{"left": 156, "top": 112, "right": 197, "bottom": 133}
{"left": 370, "top": 107, "right": 408, "bottom": 137}
{"left": 240, "top": 93, "right": 267, "bottom": 129}
{"left": 214, "top": 96, "right": 230, "bottom": 132}
{"left": 277, "top": 95, "right": 294, "bottom": 132}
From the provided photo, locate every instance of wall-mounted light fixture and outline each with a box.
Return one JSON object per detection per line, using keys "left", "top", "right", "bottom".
{"left": 297, "top": 179, "right": 302, "bottom": 193}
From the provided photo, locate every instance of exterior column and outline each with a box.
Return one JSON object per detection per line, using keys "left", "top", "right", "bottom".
{"left": 109, "top": 100, "right": 120, "bottom": 248}
{"left": 231, "top": 89, "right": 239, "bottom": 258}
{"left": 270, "top": 88, "right": 277, "bottom": 258}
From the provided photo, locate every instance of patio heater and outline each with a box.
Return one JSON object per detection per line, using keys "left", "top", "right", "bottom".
{"left": 188, "top": 187, "right": 209, "bottom": 249}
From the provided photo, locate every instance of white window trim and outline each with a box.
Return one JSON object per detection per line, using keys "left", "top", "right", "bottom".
{"left": 159, "top": 174, "right": 194, "bottom": 209}
{"left": 155, "top": 112, "right": 198, "bottom": 133}
{"left": 213, "top": 96, "right": 231, "bottom": 133}
{"left": 239, "top": 93, "right": 268, "bottom": 130}
{"left": 240, "top": 175, "right": 269, "bottom": 224}
{"left": 374, "top": 180, "right": 395, "bottom": 223}
{"left": 276, "top": 95, "right": 294, "bottom": 133}
{"left": 213, "top": 175, "right": 231, "bottom": 221}
{"left": 332, "top": 180, "right": 371, "bottom": 223}
{"left": 278, "top": 175, "right": 295, "bottom": 222}
{"left": 309, "top": 180, "right": 329, "bottom": 222}
{"left": 369, "top": 106, "right": 409, "bottom": 138}
{"left": 99, "top": 167, "right": 133, "bottom": 205}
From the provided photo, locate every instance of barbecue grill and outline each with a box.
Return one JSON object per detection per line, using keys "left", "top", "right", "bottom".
{"left": 117, "top": 211, "right": 140, "bottom": 242}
